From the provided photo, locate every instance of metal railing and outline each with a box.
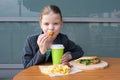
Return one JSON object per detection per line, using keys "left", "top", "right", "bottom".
{"left": 0, "top": 17, "right": 120, "bottom": 22}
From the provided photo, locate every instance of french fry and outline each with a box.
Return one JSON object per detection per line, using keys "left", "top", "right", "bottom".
{"left": 42, "top": 64, "right": 71, "bottom": 75}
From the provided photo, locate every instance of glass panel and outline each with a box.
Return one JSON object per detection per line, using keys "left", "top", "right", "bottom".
{"left": 0, "top": 22, "right": 120, "bottom": 64}
{"left": 62, "top": 22, "right": 120, "bottom": 57}
{"left": 0, "top": 22, "right": 41, "bottom": 63}
{"left": 0, "top": 0, "right": 120, "bottom": 17}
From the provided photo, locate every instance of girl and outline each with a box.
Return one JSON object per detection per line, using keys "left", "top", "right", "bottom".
{"left": 22, "top": 5, "right": 84, "bottom": 68}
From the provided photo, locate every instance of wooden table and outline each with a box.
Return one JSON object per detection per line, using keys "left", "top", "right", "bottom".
{"left": 13, "top": 57, "right": 120, "bottom": 80}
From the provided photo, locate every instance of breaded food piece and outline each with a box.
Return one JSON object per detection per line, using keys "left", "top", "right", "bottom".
{"left": 48, "top": 31, "right": 54, "bottom": 36}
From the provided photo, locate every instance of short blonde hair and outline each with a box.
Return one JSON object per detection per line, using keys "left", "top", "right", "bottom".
{"left": 40, "top": 5, "right": 62, "bottom": 21}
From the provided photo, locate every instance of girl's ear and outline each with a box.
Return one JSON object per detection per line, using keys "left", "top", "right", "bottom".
{"left": 39, "top": 16, "right": 42, "bottom": 26}
{"left": 39, "top": 20, "right": 42, "bottom": 28}
{"left": 61, "top": 22, "right": 63, "bottom": 28}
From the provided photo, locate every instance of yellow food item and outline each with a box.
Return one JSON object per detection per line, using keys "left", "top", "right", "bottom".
{"left": 41, "top": 65, "right": 71, "bottom": 74}
{"left": 48, "top": 31, "right": 54, "bottom": 36}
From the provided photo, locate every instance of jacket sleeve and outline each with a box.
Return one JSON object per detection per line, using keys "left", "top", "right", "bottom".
{"left": 63, "top": 35, "right": 84, "bottom": 60}
{"left": 22, "top": 36, "right": 45, "bottom": 69}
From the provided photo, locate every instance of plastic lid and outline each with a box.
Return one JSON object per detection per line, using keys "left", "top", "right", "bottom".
{"left": 51, "top": 44, "right": 64, "bottom": 49}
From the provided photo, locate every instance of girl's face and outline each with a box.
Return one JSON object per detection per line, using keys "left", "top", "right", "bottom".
{"left": 40, "top": 12, "right": 62, "bottom": 38}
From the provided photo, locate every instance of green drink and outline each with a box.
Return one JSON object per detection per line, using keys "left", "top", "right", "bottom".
{"left": 51, "top": 44, "right": 64, "bottom": 64}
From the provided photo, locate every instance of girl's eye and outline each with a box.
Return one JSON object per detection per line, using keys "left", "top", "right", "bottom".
{"left": 54, "top": 23, "right": 58, "bottom": 25}
{"left": 44, "top": 23, "right": 49, "bottom": 26}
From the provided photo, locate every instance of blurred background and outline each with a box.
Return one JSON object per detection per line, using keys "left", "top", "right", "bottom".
{"left": 0, "top": 0, "right": 120, "bottom": 79}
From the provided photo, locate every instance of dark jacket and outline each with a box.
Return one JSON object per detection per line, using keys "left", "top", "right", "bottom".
{"left": 22, "top": 33, "right": 84, "bottom": 68}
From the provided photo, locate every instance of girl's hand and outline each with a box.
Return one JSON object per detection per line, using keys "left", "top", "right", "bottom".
{"left": 61, "top": 52, "right": 72, "bottom": 65}
{"left": 37, "top": 34, "right": 53, "bottom": 55}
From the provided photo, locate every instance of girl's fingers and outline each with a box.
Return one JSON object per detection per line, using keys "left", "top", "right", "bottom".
{"left": 37, "top": 34, "right": 47, "bottom": 45}
{"left": 37, "top": 34, "right": 54, "bottom": 54}
{"left": 37, "top": 34, "right": 44, "bottom": 44}
{"left": 61, "top": 55, "right": 69, "bottom": 63}
{"left": 40, "top": 36, "right": 48, "bottom": 45}
{"left": 61, "top": 53, "right": 72, "bottom": 63}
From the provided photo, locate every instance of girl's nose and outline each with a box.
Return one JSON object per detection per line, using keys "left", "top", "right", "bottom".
{"left": 48, "top": 24, "right": 54, "bottom": 30}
